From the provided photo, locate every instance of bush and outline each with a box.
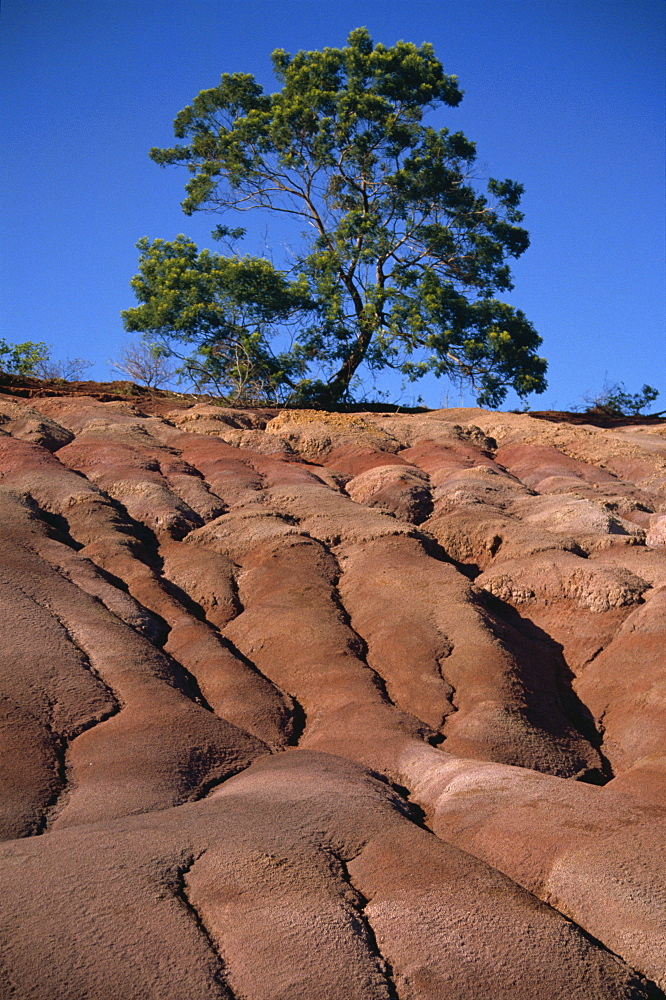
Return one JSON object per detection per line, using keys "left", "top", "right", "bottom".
{"left": 33, "top": 356, "right": 92, "bottom": 382}
{"left": 0, "top": 339, "right": 50, "bottom": 377}
{"left": 0, "top": 339, "right": 92, "bottom": 382}
{"left": 108, "top": 341, "right": 176, "bottom": 390}
{"left": 584, "top": 381, "right": 660, "bottom": 417}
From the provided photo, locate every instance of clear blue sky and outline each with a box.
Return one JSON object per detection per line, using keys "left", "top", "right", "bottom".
{"left": 1, "top": 0, "right": 664, "bottom": 409}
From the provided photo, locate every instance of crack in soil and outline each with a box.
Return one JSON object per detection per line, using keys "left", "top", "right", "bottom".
{"left": 32, "top": 697, "right": 122, "bottom": 836}
{"left": 332, "top": 851, "right": 402, "bottom": 1000}
{"left": 174, "top": 852, "right": 238, "bottom": 1000}
{"left": 328, "top": 548, "right": 400, "bottom": 710}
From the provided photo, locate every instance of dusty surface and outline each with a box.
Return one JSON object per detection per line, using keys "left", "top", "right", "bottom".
{"left": 0, "top": 393, "right": 664, "bottom": 998}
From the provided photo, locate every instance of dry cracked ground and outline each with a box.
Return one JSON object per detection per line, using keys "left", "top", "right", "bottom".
{"left": 0, "top": 392, "right": 665, "bottom": 999}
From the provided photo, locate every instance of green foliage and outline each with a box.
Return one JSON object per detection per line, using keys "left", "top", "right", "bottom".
{"left": 0, "top": 339, "right": 50, "bottom": 377}
{"left": 121, "top": 235, "right": 315, "bottom": 401}
{"left": 0, "top": 339, "right": 92, "bottom": 382}
{"left": 0, "top": 339, "right": 91, "bottom": 382}
{"left": 585, "top": 382, "right": 660, "bottom": 417}
{"left": 146, "top": 27, "right": 547, "bottom": 405}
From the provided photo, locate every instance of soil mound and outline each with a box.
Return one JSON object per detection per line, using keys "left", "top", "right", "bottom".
{"left": 0, "top": 392, "right": 664, "bottom": 998}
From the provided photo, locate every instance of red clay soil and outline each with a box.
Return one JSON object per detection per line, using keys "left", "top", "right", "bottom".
{"left": 0, "top": 390, "right": 664, "bottom": 998}
{"left": 3, "top": 371, "right": 664, "bottom": 426}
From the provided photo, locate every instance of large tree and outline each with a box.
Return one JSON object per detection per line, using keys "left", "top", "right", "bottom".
{"left": 147, "top": 27, "right": 547, "bottom": 406}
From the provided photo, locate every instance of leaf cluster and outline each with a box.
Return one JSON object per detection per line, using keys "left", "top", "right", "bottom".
{"left": 121, "top": 235, "right": 316, "bottom": 401}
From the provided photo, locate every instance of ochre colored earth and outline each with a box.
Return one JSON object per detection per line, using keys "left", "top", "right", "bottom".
{"left": 0, "top": 386, "right": 664, "bottom": 999}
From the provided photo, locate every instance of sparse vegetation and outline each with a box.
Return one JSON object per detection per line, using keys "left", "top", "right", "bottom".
{"left": 109, "top": 340, "right": 177, "bottom": 390}
{"left": 33, "top": 356, "right": 92, "bottom": 382}
{"left": 582, "top": 381, "right": 661, "bottom": 417}
{"left": 0, "top": 338, "right": 91, "bottom": 382}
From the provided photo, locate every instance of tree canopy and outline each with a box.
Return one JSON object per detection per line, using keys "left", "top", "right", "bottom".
{"left": 138, "top": 27, "right": 547, "bottom": 406}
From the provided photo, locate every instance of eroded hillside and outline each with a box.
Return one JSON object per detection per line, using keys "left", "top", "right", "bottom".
{"left": 0, "top": 393, "right": 664, "bottom": 999}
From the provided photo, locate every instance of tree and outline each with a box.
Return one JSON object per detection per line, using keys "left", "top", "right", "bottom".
{"left": 147, "top": 27, "right": 547, "bottom": 406}
{"left": 109, "top": 340, "right": 177, "bottom": 390}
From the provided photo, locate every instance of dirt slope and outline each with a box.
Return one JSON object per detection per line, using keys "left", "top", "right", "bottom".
{"left": 0, "top": 393, "right": 664, "bottom": 999}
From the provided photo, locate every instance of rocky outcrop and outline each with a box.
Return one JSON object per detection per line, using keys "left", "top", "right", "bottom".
{"left": 0, "top": 394, "right": 664, "bottom": 998}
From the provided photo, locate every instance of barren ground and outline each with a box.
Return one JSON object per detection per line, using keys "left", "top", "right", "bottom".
{"left": 0, "top": 384, "right": 664, "bottom": 999}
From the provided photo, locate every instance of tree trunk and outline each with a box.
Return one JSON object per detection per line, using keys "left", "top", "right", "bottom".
{"left": 325, "top": 321, "right": 375, "bottom": 401}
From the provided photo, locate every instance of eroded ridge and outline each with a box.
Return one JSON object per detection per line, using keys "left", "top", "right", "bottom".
{"left": 0, "top": 393, "right": 664, "bottom": 998}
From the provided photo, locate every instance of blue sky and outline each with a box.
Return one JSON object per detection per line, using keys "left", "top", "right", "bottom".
{"left": 1, "top": 0, "right": 664, "bottom": 410}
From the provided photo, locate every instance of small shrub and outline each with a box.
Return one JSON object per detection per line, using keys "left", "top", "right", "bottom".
{"left": 0, "top": 339, "right": 92, "bottom": 383}
{"left": 583, "top": 382, "right": 660, "bottom": 417}
{"left": 0, "top": 339, "right": 50, "bottom": 376}
{"left": 108, "top": 341, "right": 176, "bottom": 390}
{"left": 34, "top": 357, "right": 92, "bottom": 382}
